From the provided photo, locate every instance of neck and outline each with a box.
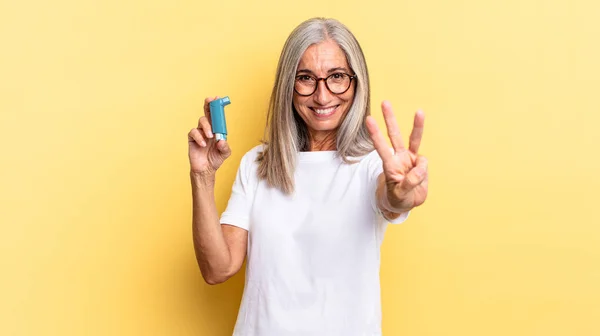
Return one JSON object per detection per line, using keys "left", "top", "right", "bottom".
{"left": 307, "top": 130, "right": 336, "bottom": 151}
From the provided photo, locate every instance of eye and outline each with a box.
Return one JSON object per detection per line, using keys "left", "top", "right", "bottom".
{"left": 329, "top": 73, "right": 347, "bottom": 83}
{"left": 296, "top": 75, "right": 315, "bottom": 83}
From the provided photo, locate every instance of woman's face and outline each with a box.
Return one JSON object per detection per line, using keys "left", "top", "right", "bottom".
{"left": 292, "top": 40, "right": 356, "bottom": 138}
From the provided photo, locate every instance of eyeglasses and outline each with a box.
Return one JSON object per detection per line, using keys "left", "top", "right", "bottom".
{"left": 294, "top": 72, "right": 357, "bottom": 96}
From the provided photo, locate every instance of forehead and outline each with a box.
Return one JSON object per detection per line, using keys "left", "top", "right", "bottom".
{"left": 297, "top": 40, "right": 349, "bottom": 74}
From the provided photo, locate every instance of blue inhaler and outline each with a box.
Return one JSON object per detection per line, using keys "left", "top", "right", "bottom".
{"left": 209, "top": 96, "right": 231, "bottom": 141}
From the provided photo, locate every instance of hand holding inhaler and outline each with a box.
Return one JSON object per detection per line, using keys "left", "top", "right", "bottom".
{"left": 188, "top": 96, "right": 232, "bottom": 176}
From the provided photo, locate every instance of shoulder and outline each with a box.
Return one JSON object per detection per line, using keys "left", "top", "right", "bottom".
{"left": 354, "top": 149, "right": 384, "bottom": 178}
{"left": 235, "top": 144, "right": 265, "bottom": 179}
{"left": 361, "top": 149, "right": 380, "bottom": 161}
{"left": 355, "top": 149, "right": 381, "bottom": 166}
{"left": 239, "top": 144, "right": 265, "bottom": 165}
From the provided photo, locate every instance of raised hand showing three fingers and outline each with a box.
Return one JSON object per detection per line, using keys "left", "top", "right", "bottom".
{"left": 366, "top": 101, "right": 429, "bottom": 214}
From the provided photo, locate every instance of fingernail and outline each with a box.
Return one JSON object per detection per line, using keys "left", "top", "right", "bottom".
{"left": 200, "top": 141, "right": 206, "bottom": 147}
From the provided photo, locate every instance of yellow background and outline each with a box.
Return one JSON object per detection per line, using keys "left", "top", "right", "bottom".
{"left": 1, "top": 0, "right": 599, "bottom": 335}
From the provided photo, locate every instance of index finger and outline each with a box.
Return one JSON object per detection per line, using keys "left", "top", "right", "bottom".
{"left": 366, "top": 115, "right": 394, "bottom": 163}
{"left": 381, "top": 101, "right": 406, "bottom": 153}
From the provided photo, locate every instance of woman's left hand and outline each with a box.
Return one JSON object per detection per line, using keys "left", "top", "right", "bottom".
{"left": 366, "top": 101, "right": 429, "bottom": 214}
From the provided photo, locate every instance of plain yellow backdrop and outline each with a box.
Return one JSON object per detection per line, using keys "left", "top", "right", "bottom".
{"left": 1, "top": 0, "right": 599, "bottom": 335}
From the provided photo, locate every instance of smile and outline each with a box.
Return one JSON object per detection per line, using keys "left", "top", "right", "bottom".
{"left": 310, "top": 105, "right": 339, "bottom": 117}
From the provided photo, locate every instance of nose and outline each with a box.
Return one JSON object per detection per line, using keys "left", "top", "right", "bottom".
{"left": 313, "top": 79, "right": 334, "bottom": 106}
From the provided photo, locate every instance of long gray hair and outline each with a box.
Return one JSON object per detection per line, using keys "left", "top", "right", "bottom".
{"left": 257, "top": 17, "right": 374, "bottom": 194}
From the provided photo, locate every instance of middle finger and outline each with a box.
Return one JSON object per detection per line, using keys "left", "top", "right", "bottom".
{"left": 197, "top": 116, "right": 214, "bottom": 139}
{"left": 408, "top": 110, "right": 425, "bottom": 154}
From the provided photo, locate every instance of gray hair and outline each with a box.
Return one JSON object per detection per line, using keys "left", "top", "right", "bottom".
{"left": 257, "top": 17, "right": 374, "bottom": 194}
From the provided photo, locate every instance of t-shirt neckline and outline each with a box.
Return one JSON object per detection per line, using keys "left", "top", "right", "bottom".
{"left": 297, "top": 150, "right": 338, "bottom": 162}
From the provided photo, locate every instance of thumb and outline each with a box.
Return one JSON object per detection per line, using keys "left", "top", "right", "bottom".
{"left": 399, "top": 163, "right": 427, "bottom": 193}
{"left": 217, "top": 140, "right": 232, "bottom": 159}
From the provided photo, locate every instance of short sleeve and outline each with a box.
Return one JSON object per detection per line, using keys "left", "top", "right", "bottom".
{"left": 364, "top": 150, "right": 410, "bottom": 225}
{"left": 219, "top": 147, "right": 260, "bottom": 231}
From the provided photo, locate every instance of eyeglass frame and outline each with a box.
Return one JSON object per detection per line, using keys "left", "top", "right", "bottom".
{"left": 293, "top": 72, "right": 357, "bottom": 96}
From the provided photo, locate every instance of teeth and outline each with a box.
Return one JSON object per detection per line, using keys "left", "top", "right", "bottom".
{"left": 313, "top": 106, "right": 336, "bottom": 115}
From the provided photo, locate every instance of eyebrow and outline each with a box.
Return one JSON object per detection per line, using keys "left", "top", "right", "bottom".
{"left": 296, "top": 67, "right": 350, "bottom": 75}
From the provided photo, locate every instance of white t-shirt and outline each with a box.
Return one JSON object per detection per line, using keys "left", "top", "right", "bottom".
{"left": 220, "top": 145, "right": 409, "bottom": 336}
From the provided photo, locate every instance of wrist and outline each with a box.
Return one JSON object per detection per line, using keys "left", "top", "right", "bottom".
{"left": 377, "top": 175, "right": 410, "bottom": 214}
{"left": 190, "top": 171, "right": 216, "bottom": 188}
{"left": 381, "top": 192, "right": 410, "bottom": 215}
{"left": 380, "top": 190, "right": 400, "bottom": 213}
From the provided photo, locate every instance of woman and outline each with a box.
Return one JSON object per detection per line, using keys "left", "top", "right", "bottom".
{"left": 188, "top": 17, "right": 428, "bottom": 336}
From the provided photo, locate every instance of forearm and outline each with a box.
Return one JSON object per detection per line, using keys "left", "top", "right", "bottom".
{"left": 190, "top": 172, "right": 232, "bottom": 283}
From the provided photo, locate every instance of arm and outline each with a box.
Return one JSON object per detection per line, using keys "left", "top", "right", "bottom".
{"left": 191, "top": 173, "right": 248, "bottom": 285}
{"left": 188, "top": 96, "right": 248, "bottom": 285}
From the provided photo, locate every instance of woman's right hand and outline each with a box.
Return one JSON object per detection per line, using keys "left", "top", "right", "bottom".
{"left": 188, "top": 96, "right": 232, "bottom": 176}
